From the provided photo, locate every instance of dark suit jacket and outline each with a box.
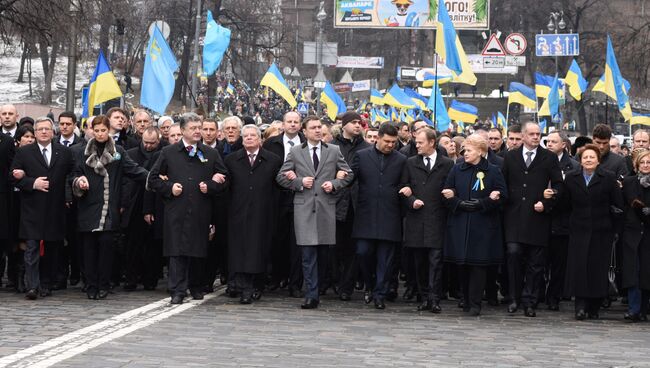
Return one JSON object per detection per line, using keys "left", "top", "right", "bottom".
{"left": 502, "top": 146, "right": 563, "bottom": 247}
{"left": 0, "top": 133, "right": 15, "bottom": 238}
{"left": 11, "top": 142, "right": 74, "bottom": 240}
{"left": 56, "top": 134, "right": 85, "bottom": 147}
{"left": 263, "top": 132, "right": 305, "bottom": 207}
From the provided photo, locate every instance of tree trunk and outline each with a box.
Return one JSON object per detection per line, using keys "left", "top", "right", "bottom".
{"left": 40, "top": 41, "right": 60, "bottom": 105}
{"left": 17, "top": 43, "right": 27, "bottom": 83}
{"left": 38, "top": 39, "right": 49, "bottom": 78}
{"left": 174, "top": 0, "right": 195, "bottom": 105}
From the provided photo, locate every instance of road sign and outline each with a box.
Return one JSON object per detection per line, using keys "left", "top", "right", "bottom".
{"left": 535, "top": 34, "right": 580, "bottom": 56}
{"left": 504, "top": 33, "right": 527, "bottom": 55}
{"left": 481, "top": 34, "right": 506, "bottom": 56}
{"left": 483, "top": 57, "right": 505, "bottom": 68}
{"left": 297, "top": 102, "right": 309, "bottom": 115}
{"left": 505, "top": 56, "right": 526, "bottom": 67}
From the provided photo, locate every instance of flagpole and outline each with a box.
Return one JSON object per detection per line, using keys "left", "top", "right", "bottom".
{"left": 506, "top": 101, "right": 510, "bottom": 125}
{"left": 178, "top": 69, "right": 199, "bottom": 108}
{"left": 434, "top": 52, "right": 438, "bottom": 131}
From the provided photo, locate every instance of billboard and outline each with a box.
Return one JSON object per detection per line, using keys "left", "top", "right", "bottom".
{"left": 334, "top": 0, "right": 489, "bottom": 30}
{"left": 336, "top": 56, "right": 385, "bottom": 69}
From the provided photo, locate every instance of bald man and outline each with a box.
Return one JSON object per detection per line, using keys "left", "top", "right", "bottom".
{"left": 1, "top": 104, "right": 19, "bottom": 137}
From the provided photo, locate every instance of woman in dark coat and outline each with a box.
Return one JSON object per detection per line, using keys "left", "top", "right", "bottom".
{"left": 442, "top": 134, "right": 507, "bottom": 316}
{"left": 563, "top": 144, "right": 623, "bottom": 320}
{"left": 621, "top": 149, "right": 650, "bottom": 322}
{"left": 71, "top": 115, "right": 148, "bottom": 300}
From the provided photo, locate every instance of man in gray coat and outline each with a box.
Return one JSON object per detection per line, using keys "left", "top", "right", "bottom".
{"left": 277, "top": 115, "right": 354, "bottom": 309}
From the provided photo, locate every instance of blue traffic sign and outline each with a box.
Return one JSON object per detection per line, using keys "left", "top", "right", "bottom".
{"left": 297, "top": 102, "right": 309, "bottom": 115}
{"left": 535, "top": 34, "right": 579, "bottom": 57}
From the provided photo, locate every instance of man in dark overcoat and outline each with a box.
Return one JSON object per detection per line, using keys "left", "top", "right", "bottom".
{"left": 10, "top": 117, "right": 74, "bottom": 299}
{"left": 225, "top": 124, "right": 282, "bottom": 304}
{"left": 0, "top": 131, "right": 15, "bottom": 288}
{"left": 262, "top": 111, "right": 305, "bottom": 296}
{"left": 148, "top": 113, "right": 228, "bottom": 304}
{"left": 501, "top": 121, "right": 563, "bottom": 317}
{"left": 351, "top": 122, "right": 407, "bottom": 309}
{"left": 400, "top": 129, "right": 454, "bottom": 312}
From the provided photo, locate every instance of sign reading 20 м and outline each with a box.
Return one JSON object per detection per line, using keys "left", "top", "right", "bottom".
{"left": 334, "top": 0, "right": 490, "bottom": 30}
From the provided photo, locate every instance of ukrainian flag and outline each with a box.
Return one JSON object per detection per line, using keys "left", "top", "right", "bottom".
{"left": 422, "top": 72, "right": 453, "bottom": 87}
{"left": 356, "top": 99, "right": 367, "bottom": 113}
{"left": 418, "top": 110, "right": 434, "bottom": 126}
{"left": 403, "top": 87, "right": 428, "bottom": 111}
{"left": 435, "top": 0, "right": 477, "bottom": 86}
{"left": 371, "top": 108, "right": 388, "bottom": 123}
{"left": 383, "top": 84, "right": 416, "bottom": 109}
{"left": 226, "top": 83, "right": 235, "bottom": 95}
{"left": 370, "top": 89, "right": 385, "bottom": 105}
{"left": 320, "top": 81, "right": 346, "bottom": 120}
{"left": 260, "top": 63, "right": 297, "bottom": 107}
{"left": 295, "top": 88, "right": 304, "bottom": 102}
{"left": 457, "top": 121, "right": 465, "bottom": 133}
{"left": 539, "top": 119, "right": 547, "bottom": 133}
{"left": 591, "top": 35, "right": 632, "bottom": 121}
{"left": 448, "top": 100, "right": 478, "bottom": 123}
{"left": 508, "top": 82, "right": 537, "bottom": 110}
{"left": 631, "top": 112, "right": 650, "bottom": 126}
{"left": 497, "top": 111, "right": 507, "bottom": 134}
{"left": 535, "top": 72, "right": 555, "bottom": 99}
{"left": 538, "top": 74, "right": 560, "bottom": 118}
{"left": 565, "top": 59, "right": 588, "bottom": 101}
{"left": 88, "top": 51, "right": 123, "bottom": 111}
{"left": 426, "top": 86, "right": 450, "bottom": 131}
{"left": 390, "top": 107, "right": 399, "bottom": 121}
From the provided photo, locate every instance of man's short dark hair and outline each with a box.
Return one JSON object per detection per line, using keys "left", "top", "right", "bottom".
{"left": 301, "top": 115, "right": 321, "bottom": 130}
{"left": 397, "top": 121, "right": 409, "bottom": 130}
{"left": 507, "top": 124, "right": 522, "bottom": 135}
{"left": 106, "top": 107, "right": 128, "bottom": 119}
{"left": 179, "top": 112, "right": 202, "bottom": 129}
{"left": 592, "top": 123, "right": 612, "bottom": 140}
{"left": 58, "top": 111, "right": 77, "bottom": 125}
{"left": 488, "top": 127, "right": 502, "bottom": 137}
{"left": 417, "top": 128, "right": 437, "bottom": 145}
{"left": 378, "top": 122, "right": 399, "bottom": 137}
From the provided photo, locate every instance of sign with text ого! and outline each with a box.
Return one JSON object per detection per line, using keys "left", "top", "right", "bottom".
{"left": 334, "top": 0, "right": 490, "bottom": 30}
{"left": 337, "top": 56, "right": 385, "bottom": 69}
{"left": 536, "top": 33, "right": 580, "bottom": 57}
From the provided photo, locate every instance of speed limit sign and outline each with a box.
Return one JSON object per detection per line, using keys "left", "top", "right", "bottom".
{"left": 504, "top": 33, "right": 527, "bottom": 56}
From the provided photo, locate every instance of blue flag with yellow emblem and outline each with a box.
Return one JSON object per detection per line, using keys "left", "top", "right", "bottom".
{"left": 141, "top": 25, "right": 179, "bottom": 115}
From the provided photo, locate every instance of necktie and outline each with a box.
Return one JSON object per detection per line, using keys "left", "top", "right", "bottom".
{"left": 249, "top": 153, "right": 256, "bottom": 167}
{"left": 288, "top": 140, "right": 295, "bottom": 147}
{"left": 186, "top": 145, "right": 193, "bottom": 155}
{"left": 312, "top": 147, "right": 319, "bottom": 172}
{"left": 114, "top": 135, "right": 119, "bottom": 142}
{"left": 42, "top": 148, "right": 49, "bottom": 167}
{"left": 63, "top": 140, "right": 70, "bottom": 147}
{"left": 525, "top": 151, "right": 533, "bottom": 168}
{"left": 425, "top": 157, "right": 432, "bottom": 171}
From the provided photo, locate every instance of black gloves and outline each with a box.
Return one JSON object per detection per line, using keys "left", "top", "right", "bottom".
{"left": 459, "top": 199, "right": 482, "bottom": 212}
{"left": 642, "top": 207, "right": 650, "bottom": 216}
{"left": 610, "top": 205, "right": 624, "bottom": 215}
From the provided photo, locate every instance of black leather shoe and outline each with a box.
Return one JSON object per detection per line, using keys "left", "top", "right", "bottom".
{"left": 251, "top": 289, "right": 262, "bottom": 301}
{"left": 468, "top": 307, "right": 481, "bottom": 316}
{"left": 339, "top": 292, "right": 351, "bottom": 301}
{"left": 587, "top": 312, "right": 599, "bottom": 319}
{"left": 355, "top": 281, "right": 364, "bottom": 291}
{"left": 170, "top": 295, "right": 184, "bottom": 304}
{"left": 601, "top": 299, "right": 611, "bottom": 308}
{"left": 487, "top": 298, "right": 499, "bottom": 307}
{"left": 524, "top": 307, "right": 537, "bottom": 317}
{"left": 547, "top": 303, "right": 560, "bottom": 311}
{"left": 402, "top": 288, "right": 415, "bottom": 301}
{"left": 279, "top": 279, "right": 288, "bottom": 289}
{"left": 364, "top": 291, "right": 372, "bottom": 304}
{"left": 240, "top": 296, "right": 252, "bottom": 304}
{"left": 417, "top": 300, "right": 432, "bottom": 312}
{"left": 87, "top": 291, "right": 98, "bottom": 300}
{"left": 25, "top": 289, "right": 38, "bottom": 300}
{"left": 301, "top": 298, "right": 319, "bottom": 309}
{"left": 190, "top": 290, "right": 204, "bottom": 300}
{"left": 374, "top": 299, "right": 386, "bottom": 310}
{"left": 39, "top": 288, "right": 52, "bottom": 297}
{"left": 431, "top": 303, "right": 442, "bottom": 314}
{"left": 575, "top": 309, "right": 586, "bottom": 320}
{"left": 457, "top": 300, "right": 465, "bottom": 309}
{"left": 507, "top": 302, "right": 518, "bottom": 314}
{"left": 98, "top": 290, "right": 109, "bottom": 299}
{"left": 69, "top": 278, "right": 80, "bottom": 286}
{"left": 224, "top": 287, "right": 240, "bottom": 298}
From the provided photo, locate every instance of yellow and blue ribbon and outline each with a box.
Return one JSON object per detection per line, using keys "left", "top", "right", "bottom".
{"left": 472, "top": 172, "right": 485, "bottom": 191}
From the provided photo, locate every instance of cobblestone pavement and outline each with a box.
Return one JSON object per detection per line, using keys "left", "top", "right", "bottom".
{"left": 1, "top": 285, "right": 649, "bottom": 367}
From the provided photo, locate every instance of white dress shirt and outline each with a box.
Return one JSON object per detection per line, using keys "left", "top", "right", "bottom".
{"left": 38, "top": 142, "right": 53, "bottom": 165}
{"left": 283, "top": 134, "right": 301, "bottom": 160}
{"left": 422, "top": 151, "right": 437, "bottom": 169}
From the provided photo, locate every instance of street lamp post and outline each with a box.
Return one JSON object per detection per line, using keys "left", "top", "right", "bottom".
{"left": 190, "top": 0, "right": 202, "bottom": 110}
{"left": 65, "top": 0, "right": 80, "bottom": 112}
{"left": 546, "top": 10, "right": 566, "bottom": 129}
{"left": 314, "top": 2, "right": 327, "bottom": 116}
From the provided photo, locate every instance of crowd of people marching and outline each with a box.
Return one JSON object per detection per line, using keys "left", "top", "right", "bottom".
{"left": 1, "top": 102, "right": 649, "bottom": 322}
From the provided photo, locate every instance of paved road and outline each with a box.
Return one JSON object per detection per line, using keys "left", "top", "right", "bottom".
{"left": 0, "top": 285, "right": 648, "bottom": 367}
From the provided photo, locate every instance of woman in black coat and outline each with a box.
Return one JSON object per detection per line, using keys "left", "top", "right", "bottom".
{"left": 71, "top": 115, "right": 148, "bottom": 300}
{"left": 621, "top": 149, "right": 650, "bottom": 322}
{"left": 442, "top": 134, "right": 507, "bottom": 316}
{"left": 563, "top": 144, "right": 623, "bottom": 320}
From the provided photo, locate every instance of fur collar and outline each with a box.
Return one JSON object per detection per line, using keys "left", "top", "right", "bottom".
{"left": 84, "top": 138, "right": 117, "bottom": 176}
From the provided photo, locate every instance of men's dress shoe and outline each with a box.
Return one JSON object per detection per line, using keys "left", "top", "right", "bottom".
{"left": 170, "top": 295, "right": 184, "bottom": 304}
{"left": 98, "top": 290, "right": 109, "bottom": 299}
{"left": 251, "top": 289, "right": 262, "bottom": 301}
{"left": 40, "top": 289, "right": 52, "bottom": 297}
{"left": 87, "top": 292, "right": 98, "bottom": 300}
{"left": 487, "top": 298, "right": 499, "bottom": 307}
{"left": 547, "top": 303, "right": 560, "bottom": 311}
{"left": 203, "top": 285, "right": 214, "bottom": 294}
{"left": 374, "top": 300, "right": 386, "bottom": 310}
{"left": 624, "top": 312, "right": 644, "bottom": 322}
{"left": 69, "top": 278, "right": 80, "bottom": 286}
{"left": 431, "top": 303, "right": 442, "bottom": 314}
{"left": 402, "top": 288, "right": 415, "bottom": 301}
{"left": 319, "top": 289, "right": 327, "bottom": 296}
{"left": 587, "top": 312, "right": 599, "bottom": 320}
{"left": 25, "top": 289, "right": 38, "bottom": 300}
{"left": 339, "top": 292, "right": 351, "bottom": 301}
{"left": 385, "top": 289, "right": 398, "bottom": 302}
{"left": 417, "top": 300, "right": 433, "bottom": 312}
{"left": 224, "top": 287, "right": 239, "bottom": 298}
{"left": 601, "top": 299, "right": 611, "bottom": 308}
{"left": 575, "top": 310, "right": 587, "bottom": 320}
{"left": 81, "top": 285, "right": 88, "bottom": 293}
{"left": 364, "top": 291, "right": 373, "bottom": 304}
{"left": 468, "top": 308, "right": 481, "bottom": 316}
{"left": 457, "top": 300, "right": 465, "bottom": 309}
{"left": 240, "top": 296, "right": 252, "bottom": 305}
{"left": 301, "top": 298, "right": 319, "bottom": 309}
{"left": 190, "top": 290, "right": 204, "bottom": 300}
{"left": 524, "top": 307, "right": 537, "bottom": 317}
{"left": 54, "top": 282, "right": 67, "bottom": 290}
{"left": 279, "top": 279, "right": 288, "bottom": 289}
{"left": 123, "top": 283, "right": 137, "bottom": 291}
{"left": 507, "top": 302, "right": 518, "bottom": 314}
{"left": 355, "top": 281, "right": 364, "bottom": 291}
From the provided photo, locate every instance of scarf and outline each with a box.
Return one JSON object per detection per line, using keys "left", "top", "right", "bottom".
{"left": 639, "top": 173, "right": 650, "bottom": 188}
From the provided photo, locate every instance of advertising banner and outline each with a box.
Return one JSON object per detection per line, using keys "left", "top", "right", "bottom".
{"left": 337, "top": 56, "right": 385, "bottom": 69}
{"left": 334, "top": 0, "right": 489, "bottom": 30}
